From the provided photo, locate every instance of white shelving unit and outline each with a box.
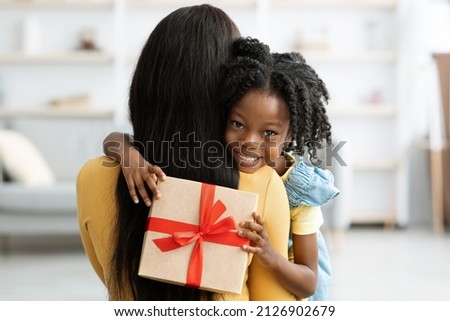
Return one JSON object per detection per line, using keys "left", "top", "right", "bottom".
{"left": 0, "top": 0, "right": 113, "bottom": 10}
{"left": 272, "top": 0, "right": 397, "bottom": 10}
{"left": 0, "top": 0, "right": 410, "bottom": 227}
{"left": 0, "top": 0, "right": 117, "bottom": 120}
{"left": 302, "top": 50, "right": 396, "bottom": 63}
{"left": 127, "top": 0, "right": 257, "bottom": 9}
{"left": 0, "top": 52, "right": 114, "bottom": 64}
{"left": 353, "top": 159, "right": 400, "bottom": 171}
{"left": 262, "top": 0, "right": 408, "bottom": 228}
{"left": 0, "top": 106, "right": 114, "bottom": 118}
{"left": 327, "top": 103, "right": 397, "bottom": 117}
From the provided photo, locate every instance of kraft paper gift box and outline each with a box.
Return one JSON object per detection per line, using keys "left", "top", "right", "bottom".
{"left": 138, "top": 176, "right": 258, "bottom": 294}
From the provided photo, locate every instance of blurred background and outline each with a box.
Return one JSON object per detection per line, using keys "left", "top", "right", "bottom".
{"left": 0, "top": 0, "right": 449, "bottom": 300}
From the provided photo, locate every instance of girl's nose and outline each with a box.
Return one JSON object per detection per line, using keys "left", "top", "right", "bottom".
{"left": 242, "top": 140, "right": 259, "bottom": 150}
{"left": 242, "top": 131, "right": 261, "bottom": 147}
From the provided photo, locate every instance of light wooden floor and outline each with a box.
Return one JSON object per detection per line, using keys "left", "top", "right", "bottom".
{"left": 1, "top": 226, "right": 449, "bottom": 301}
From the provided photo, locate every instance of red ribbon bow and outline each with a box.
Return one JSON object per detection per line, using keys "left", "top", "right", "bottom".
{"left": 146, "top": 183, "right": 249, "bottom": 288}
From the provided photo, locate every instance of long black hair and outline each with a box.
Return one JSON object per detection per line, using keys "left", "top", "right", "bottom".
{"left": 221, "top": 37, "right": 332, "bottom": 162}
{"left": 112, "top": 5, "right": 241, "bottom": 300}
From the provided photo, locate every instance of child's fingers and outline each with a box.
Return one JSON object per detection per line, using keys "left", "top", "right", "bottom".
{"left": 241, "top": 244, "right": 262, "bottom": 254}
{"left": 252, "top": 212, "right": 265, "bottom": 226}
{"left": 143, "top": 174, "right": 161, "bottom": 200}
{"left": 124, "top": 176, "right": 140, "bottom": 205}
{"left": 134, "top": 177, "right": 152, "bottom": 207}
{"left": 253, "top": 213, "right": 270, "bottom": 240}
{"left": 239, "top": 220, "right": 264, "bottom": 234}
{"left": 142, "top": 162, "right": 164, "bottom": 199}
{"left": 237, "top": 229, "right": 262, "bottom": 244}
{"left": 149, "top": 164, "right": 166, "bottom": 181}
{"left": 239, "top": 213, "right": 270, "bottom": 242}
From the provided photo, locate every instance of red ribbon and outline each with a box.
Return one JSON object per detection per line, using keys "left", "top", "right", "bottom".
{"left": 146, "top": 183, "right": 249, "bottom": 288}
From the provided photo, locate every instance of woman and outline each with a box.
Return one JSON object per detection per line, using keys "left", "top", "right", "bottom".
{"left": 77, "top": 4, "right": 294, "bottom": 301}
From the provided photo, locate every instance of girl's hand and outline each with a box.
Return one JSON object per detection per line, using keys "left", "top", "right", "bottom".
{"left": 238, "top": 212, "right": 278, "bottom": 268}
{"left": 122, "top": 147, "right": 166, "bottom": 206}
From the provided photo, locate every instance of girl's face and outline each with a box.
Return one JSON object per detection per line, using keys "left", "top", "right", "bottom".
{"left": 225, "top": 89, "right": 291, "bottom": 174}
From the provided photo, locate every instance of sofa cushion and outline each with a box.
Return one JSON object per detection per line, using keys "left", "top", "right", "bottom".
{"left": 0, "top": 129, "right": 55, "bottom": 186}
{"left": 0, "top": 181, "right": 75, "bottom": 213}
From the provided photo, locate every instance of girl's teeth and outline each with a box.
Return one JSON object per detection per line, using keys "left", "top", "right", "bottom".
{"left": 239, "top": 153, "right": 257, "bottom": 161}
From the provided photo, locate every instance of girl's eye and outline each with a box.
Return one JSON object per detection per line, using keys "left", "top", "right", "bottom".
{"left": 263, "top": 130, "right": 277, "bottom": 137}
{"left": 231, "top": 120, "right": 244, "bottom": 129}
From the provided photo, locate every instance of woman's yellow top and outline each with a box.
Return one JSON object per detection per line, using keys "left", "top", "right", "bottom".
{"left": 77, "top": 156, "right": 295, "bottom": 301}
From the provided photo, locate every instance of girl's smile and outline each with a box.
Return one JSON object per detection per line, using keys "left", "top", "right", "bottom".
{"left": 232, "top": 148, "right": 263, "bottom": 169}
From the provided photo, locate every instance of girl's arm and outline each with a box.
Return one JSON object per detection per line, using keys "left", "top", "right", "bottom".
{"left": 103, "top": 132, "right": 166, "bottom": 206}
{"left": 240, "top": 213, "right": 318, "bottom": 299}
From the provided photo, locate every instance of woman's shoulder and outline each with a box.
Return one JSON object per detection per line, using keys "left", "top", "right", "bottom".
{"left": 79, "top": 156, "right": 120, "bottom": 174}
{"left": 240, "top": 165, "right": 280, "bottom": 182}
{"left": 239, "top": 165, "right": 283, "bottom": 192}
{"left": 77, "top": 156, "right": 121, "bottom": 186}
{"left": 76, "top": 156, "right": 121, "bottom": 213}
{"left": 238, "top": 165, "right": 288, "bottom": 214}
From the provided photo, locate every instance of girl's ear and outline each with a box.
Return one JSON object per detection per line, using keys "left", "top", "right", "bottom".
{"left": 282, "top": 131, "right": 296, "bottom": 153}
{"left": 281, "top": 139, "right": 297, "bottom": 154}
{"left": 286, "top": 129, "right": 294, "bottom": 142}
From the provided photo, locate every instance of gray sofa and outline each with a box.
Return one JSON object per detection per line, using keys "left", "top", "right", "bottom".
{"left": 0, "top": 118, "right": 116, "bottom": 249}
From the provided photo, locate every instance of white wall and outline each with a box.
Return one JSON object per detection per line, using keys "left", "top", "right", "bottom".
{"left": 401, "top": 0, "right": 450, "bottom": 225}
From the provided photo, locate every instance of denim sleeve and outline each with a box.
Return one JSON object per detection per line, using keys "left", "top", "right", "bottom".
{"left": 284, "top": 161, "right": 340, "bottom": 209}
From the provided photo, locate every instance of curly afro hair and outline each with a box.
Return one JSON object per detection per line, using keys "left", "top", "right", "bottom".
{"left": 220, "top": 37, "right": 332, "bottom": 163}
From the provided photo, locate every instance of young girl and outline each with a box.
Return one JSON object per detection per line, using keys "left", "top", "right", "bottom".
{"left": 103, "top": 38, "right": 338, "bottom": 300}
{"left": 221, "top": 37, "right": 337, "bottom": 299}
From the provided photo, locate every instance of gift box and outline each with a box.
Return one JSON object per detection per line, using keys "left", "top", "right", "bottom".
{"left": 138, "top": 176, "right": 259, "bottom": 294}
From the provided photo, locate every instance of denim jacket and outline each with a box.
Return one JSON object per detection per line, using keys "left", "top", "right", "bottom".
{"left": 283, "top": 157, "right": 339, "bottom": 301}
{"left": 284, "top": 159, "right": 340, "bottom": 208}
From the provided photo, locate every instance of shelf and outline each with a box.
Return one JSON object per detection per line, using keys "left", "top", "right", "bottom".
{"left": 353, "top": 159, "right": 399, "bottom": 171}
{"left": 301, "top": 50, "right": 396, "bottom": 63}
{"left": 0, "top": 106, "right": 114, "bottom": 119}
{"left": 0, "top": 52, "right": 114, "bottom": 64}
{"left": 0, "top": 0, "right": 113, "bottom": 9}
{"left": 350, "top": 211, "right": 396, "bottom": 225}
{"left": 417, "top": 138, "right": 450, "bottom": 150}
{"left": 327, "top": 104, "right": 396, "bottom": 117}
{"left": 128, "top": 51, "right": 397, "bottom": 66}
{"left": 272, "top": 0, "right": 397, "bottom": 10}
{"left": 0, "top": 0, "right": 396, "bottom": 10}
{"left": 127, "top": 0, "right": 257, "bottom": 9}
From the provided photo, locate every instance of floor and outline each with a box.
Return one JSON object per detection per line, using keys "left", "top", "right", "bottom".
{"left": 326, "top": 226, "right": 450, "bottom": 300}
{"left": 1, "top": 226, "right": 449, "bottom": 301}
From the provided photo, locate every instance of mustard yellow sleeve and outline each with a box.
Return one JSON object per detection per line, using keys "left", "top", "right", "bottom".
{"left": 77, "top": 162, "right": 104, "bottom": 283}
{"left": 291, "top": 205, "right": 324, "bottom": 235}
{"left": 76, "top": 156, "right": 120, "bottom": 287}
{"left": 246, "top": 168, "right": 296, "bottom": 301}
